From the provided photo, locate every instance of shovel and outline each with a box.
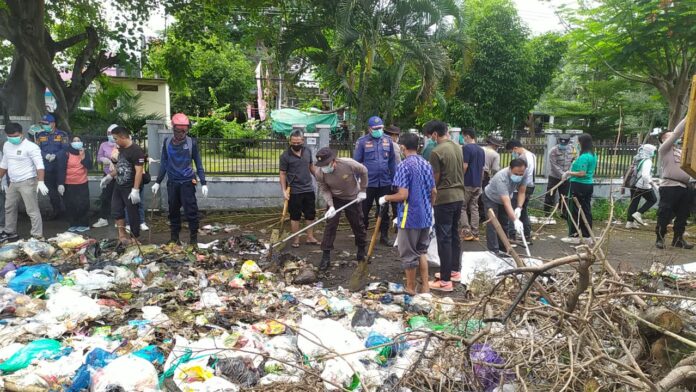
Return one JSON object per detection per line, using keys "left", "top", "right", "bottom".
{"left": 270, "top": 187, "right": 290, "bottom": 244}
{"left": 349, "top": 213, "right": 382, "bottom": 292}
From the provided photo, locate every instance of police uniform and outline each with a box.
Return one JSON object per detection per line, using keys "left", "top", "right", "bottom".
{"left": 36, "top": 129, "right": 69, "bottom": 215}
{"left": 353, "top": 133, "right": 396, "bottom": 242}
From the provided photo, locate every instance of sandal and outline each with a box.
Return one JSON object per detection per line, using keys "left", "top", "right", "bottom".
{"left": 291, "top": 243, "right": 300, "bottom": 248}
{"left": 305, "top": 240, "right": 320, "bottom": 245}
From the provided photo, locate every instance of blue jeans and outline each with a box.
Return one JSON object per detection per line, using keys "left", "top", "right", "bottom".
{"left": 125, "top": 188, "right": 145, "bottom": 225}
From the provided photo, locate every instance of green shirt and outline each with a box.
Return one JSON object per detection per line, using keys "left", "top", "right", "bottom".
{"left": 570, "top": 152, "right": 596, "bottom": 184}
{"left": 429, "top": 139, "right": 465, "bottom": 205}
{"left": 421, "top": 139, "right": 436, "bottom": 160}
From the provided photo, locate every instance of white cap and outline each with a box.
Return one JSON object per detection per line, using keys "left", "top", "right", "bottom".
{"left": 107, "top": 124, "right": 118, "bottom": 134}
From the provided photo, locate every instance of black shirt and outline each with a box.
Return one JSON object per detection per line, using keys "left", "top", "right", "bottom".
{"left": 116, "top": 143, "right": 145, "bottom": 188}
{"left": 279, "top": 146, "right": 314, "bottom": 194}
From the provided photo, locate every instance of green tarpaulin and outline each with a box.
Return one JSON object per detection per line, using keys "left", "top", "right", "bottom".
{"left": 270, "top": 109, "right": 338, "bottom": 136}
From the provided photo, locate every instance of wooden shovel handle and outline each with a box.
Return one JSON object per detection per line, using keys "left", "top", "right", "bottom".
{"left": 280, "top": 187, "right": 290, "bottom": 224}
{"left": 365, "top": 215, "right": 382, "bottom": 263}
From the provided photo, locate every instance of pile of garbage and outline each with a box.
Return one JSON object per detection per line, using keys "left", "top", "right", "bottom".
{"left": 0, "top": 229, "right": 695, "bottom": 391}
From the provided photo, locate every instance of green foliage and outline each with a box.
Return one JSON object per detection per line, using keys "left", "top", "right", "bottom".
{"left": 445, "top": 0, "right": 565, "bottom": 136}
{"left": 190, "top": 105, "right": 266, "bottom": 157}
{"left": 145, "top": 33, "right": 254, "bottom": 117}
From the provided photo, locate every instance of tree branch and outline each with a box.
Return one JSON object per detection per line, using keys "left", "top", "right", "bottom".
{"left": 52, "top": 31, "right": 89, "bottom": 53}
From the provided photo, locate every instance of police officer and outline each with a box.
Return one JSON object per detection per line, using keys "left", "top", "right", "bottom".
{"left": 544, "top": 134, "right": 574, "bottom": 219}
{"left": 152, "top": 113, "right": 208, "bottom": 247}
{"left": 36, "top": 113, "right": 69, "bottom": 219}
{"left": 353, "top": 116, "right": 396, "bottom": 246}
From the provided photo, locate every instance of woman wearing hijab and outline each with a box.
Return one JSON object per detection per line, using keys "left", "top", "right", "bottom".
{"left": 57, "top": 136, "right": 93, "bottom": 232}
{"left": 93, "top": 124, "right": 118, "bottom": 228}
{"left": 626, "top": 144, "right": 657, "bottom": 229}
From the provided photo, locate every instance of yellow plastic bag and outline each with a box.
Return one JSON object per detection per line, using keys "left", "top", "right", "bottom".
{"left": 240, "top": 260, "right": 261, "bottom": 279}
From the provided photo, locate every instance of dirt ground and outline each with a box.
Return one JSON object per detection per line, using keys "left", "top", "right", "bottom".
{"left": 15, "top": 209, "right": 695, "bottom": 292}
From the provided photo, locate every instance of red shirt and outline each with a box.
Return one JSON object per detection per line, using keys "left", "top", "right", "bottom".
{"left": 65, "top": 153, "right": 88, "bottom": 185}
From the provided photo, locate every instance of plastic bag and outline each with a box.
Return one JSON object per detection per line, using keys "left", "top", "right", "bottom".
{"left": 253, "top": 320, "right": 285, "bottom": 335}
{"left": 427, "top": 227, "right": 440, "bottom": 266}
{"left": 0, "top": 339, "right": 62, "bottom": 373}
{"left": 7, "top": 263, "right": 62, "bottom": 294}
{"left": 53, "top": 232, "right": 88, "bottom": 251}
{"left": 133, "top": 345, "right": 165, "bottom": 365}
{"left": 46, "top": 285, "right": 102, "bottom": 322}
{"left": 215, "top": 357, "right": 262, "bottom": 387}
{"left": 0, "top": 261, "right": 16, "bottom": 277}
{"left": 91, "top": 355, "right": 159, "bottom": 392}
{"left": 22, "top": 239, "right": 56, "bottom": 263}
{"left": 470, "top": 343, "right": 514, "bottom": 392}
{"left": 67, "top": 348, "right": 117, "bottom": 392}
{"left": 0, "top": 242, "right": 21, "bottom": 262}
{"left": 200, "top": 287, "right": 224, "bottom": 308}
{"left": 351, "top": 307, "right": 378, "bottom": 327}
{"left": 240, "top": 260, "right": 262, "bottom": 279}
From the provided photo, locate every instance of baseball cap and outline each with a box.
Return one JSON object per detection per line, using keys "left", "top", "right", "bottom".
{"left": 315, "top": 147, "right": 337, "bottom": 167}
{"left": 384, "top": 125, "right": 401, "bottom": 135}
{"left": 41, "top": 114, "right": 56, "bottom": 123}
{"left": 367, "top": 116, "right": 384, "bottom": 129}
{"left": 558, "top": 134, "right": 571, "bottom": 143}
{"left": 485, "top": 136, "right": 503, "bottom": 146}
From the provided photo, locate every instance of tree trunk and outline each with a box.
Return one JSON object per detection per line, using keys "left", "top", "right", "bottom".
{"left": 1, "top": 52, "right": 46, "bottom": 122}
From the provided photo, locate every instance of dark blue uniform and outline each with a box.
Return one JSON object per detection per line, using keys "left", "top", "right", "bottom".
{"left": 36, "top": 129, "right": 69, "bottom": 215}
{"left": 353, "top": 134, "right": 396, "bottom": 240}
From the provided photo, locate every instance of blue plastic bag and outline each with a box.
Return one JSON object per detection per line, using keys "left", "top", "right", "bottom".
{"left": 66, "top": 348, "right": 118, "bottom": 392}
{"left": 133, "top": 345, "right": 165, "bottom": 365}
{"left": 7, "top": 264, "right": 62, "bottom": 294}
{"left": 0, "top": 339, "right": 63, "bottom": 373}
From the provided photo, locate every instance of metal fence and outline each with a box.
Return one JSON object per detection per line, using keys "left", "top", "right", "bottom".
{"left": 79, "top": 136, "right": 640, "bottom": 178}
{"left": 82, "top": 136, "right": 147, "bottom": 174}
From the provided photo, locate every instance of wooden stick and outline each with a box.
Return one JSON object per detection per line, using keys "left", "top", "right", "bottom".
{"left": 618, "top": 307, "right": 696, "bottom": 349}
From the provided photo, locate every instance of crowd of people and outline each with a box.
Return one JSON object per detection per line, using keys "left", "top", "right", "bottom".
{"left": 0, "top": 112, "right": 208, "bottom": 249}
{"left": 280, "top": 115, "right": 694, "bottom": 294}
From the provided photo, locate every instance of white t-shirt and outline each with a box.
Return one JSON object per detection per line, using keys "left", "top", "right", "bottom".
{"left": 0, "top": 139, "right": 44, "bottom": 182}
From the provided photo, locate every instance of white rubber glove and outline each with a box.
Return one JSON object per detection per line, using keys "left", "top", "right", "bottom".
{"left": 100, "top": 157, "right": 112, "bottom": 165}
{"left": 100, "top": 175, "right": 113, "bottom": 189}
{"left": 325, "top": 206, "right": 336, "bottom": 219}
{"left": 514, "top": 207, "right": 522, "bottom": 219}
{"left": 561, "top": 171, "right": 570, "bottom": 180}
{"left": 58, "top": 185, "right": 65, "bottom": 196}
{"left": 357, "top": 192, "right": 367, "bottom": 202}
{"left": 0, "top": 178, "right": 7, "bottom": 193}
{"left": 151, "top": 183, "right": 160, "bottom": 195}
{"left": 37, "top": 181, "right": 49, "bottom": 196}
{"left": 201, "top": 185, "right": 209, "bottom": 198}
{"left": 378, "top": 196, "right": 388, "bottom": 206}
{"left": 513, "top": 219, "right": 524, "bottom": 236}
{"left": 147, "top": 157, "right": 160, "bottom": 164}
{"left": 128, "top": 188, "right": 141, "bottom": 204}
{"left": 45, "top": 154, "right": 56, "bottom": 162}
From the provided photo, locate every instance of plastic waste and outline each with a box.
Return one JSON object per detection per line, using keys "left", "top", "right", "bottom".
{"left": 22, "top": 238, "right": 56, "bottom": 263}
{"left": 364, "top": 332, "right": 408, "bottom": 366}
{"left": 408, "top": 315, "right": 483, "bottom": 336}
{"left": 470, "top": 343, "right": 514, "bottom": 392}
{"left": 253, "top": 320, "right": 285, "bottom": 335}
{"left": 292, "top": 267, "right": 317, "bottom": 285}
{"left": 0, "top": 261, "right": 16, "bottom": 277}
{"left": 91, "top": 355, "right": 159, "bottom": 392}
{"left": 215, "top": 357, "right": 262, "bottom": 387}
{"left": 46, "top": 285, "right": 102, "bottom": 323}
{"left": 53, "top": 232, "right": 88, "bottom": 251}
{"left": 351, "top": 306, "right": 379, "bottom": 327}
{"left": 0, "top": 339, "right": 62, "bottom": 373}
{"left": 240, "top": 260, "right": 262, "bottom": 279}
{"left": 460, "top": 251, "right": 542, "bottom": 286}
{"left": 7, "top": 263, "right": 62, "bottom": 294}
{"left": 200, "top": 287, "right": 224, "bottom": 308}
{"left": 0, "top": 242, "right": 21, "bottom": 262}
{"left": 328, "top": 297, "right": 353, "bottom": 315}
{"left": 133, "top": 345, "right": 165, "bottom": 365}
{"left": 67, "top": 348, "right": 117, "bottom": 392}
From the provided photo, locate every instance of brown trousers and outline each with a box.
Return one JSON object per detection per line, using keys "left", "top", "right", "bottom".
{"left": 321, "top": 197, "right": 367, "bottom": 251}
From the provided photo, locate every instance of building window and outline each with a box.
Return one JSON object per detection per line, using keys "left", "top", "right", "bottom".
{"left": 137, "top": 84, "right": 159, "bottom": 92}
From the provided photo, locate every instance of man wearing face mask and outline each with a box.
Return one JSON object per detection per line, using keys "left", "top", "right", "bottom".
{"left": 93, "top": 124, "right": 119, "bottom": 228}
{"left": 655, "top": 118, "right": 693, "bottom": 249}
{"left": 0, "top": 123, "right": 49, "bottom": 242}
{"left": 354, "top": 116, "right": 396, "bottom": 246}
{"left": 152, "top": 113, "right": 208, "bottom": 246}
{"left": 36, "top": 113, "right": 69, "bottom": 220}
{"left": 314, "top": 147, "right": 368, "bottom": 271}
{"left": 481, "top": 159, "right": 528, "bottom": 257}
{"left": 279, "top": 129, "right": 319, "bottom": 247}
{"left": 505, "top": 140, "right": 536, "bottom": 243}
{"left": 544, "top": 135, "right": 574, "bottom": 219}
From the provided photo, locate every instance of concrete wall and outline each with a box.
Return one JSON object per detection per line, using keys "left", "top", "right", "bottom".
{"left": 108, "top": 77, "right": 171, "bottom": 122}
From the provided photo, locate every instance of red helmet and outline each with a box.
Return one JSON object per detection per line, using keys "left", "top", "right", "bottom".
{"left": 172, "top": 113, "right": 190, "bottom": 127}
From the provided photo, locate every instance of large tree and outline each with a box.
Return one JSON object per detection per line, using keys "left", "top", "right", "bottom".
{"left": 566, "top": 0, "right": 696, "bottom": 130}
{"left": 0, "top": 0, "right": 154, "bottom": 130}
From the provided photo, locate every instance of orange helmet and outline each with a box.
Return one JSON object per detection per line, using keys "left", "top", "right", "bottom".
{"left": 172, "top": 113, "right": 190, "bottom": 128}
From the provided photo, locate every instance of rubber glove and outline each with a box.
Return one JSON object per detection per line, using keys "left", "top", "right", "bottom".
{"left": 514, "top": 207, "right": 522, "bottom": 219}
{"left": 37, "top": 181, "right": 49, "bottom": 196}
{"left": 128, "top": 188, "right": 141, "bottom": 204}
{"left": 151, "top": 183, "right": 160, "bottom": 195}
{"left": 46, "top": 154, "right": 56, "bottom": 162}
{"left": 378, "top": 196, "right": 388, "bottom": 206}
{"left": 357, "top": 192, "right": 367, "bottom": 202}
{"left": 100, "top": 157, "right": 112, "bottom": 165}
{"left": 0, "top": 178, "right": 7, "bottom": 193}
{"left": 58, "top": 185, "right": 65, "bottom": 196}
{"left": 561, "top": 171, "right": 570, "bottom": 180}
{"left": 513, "top": 219, "right": 524, "bottom": 236}
{"left": 201, "top": 185, "right": 209, "bottom": 198}
{"left": 100, "top": 175, "right": 113, "bottom": 189}
{"left": 325, "top": 206, "right": 336, "bottom": 219}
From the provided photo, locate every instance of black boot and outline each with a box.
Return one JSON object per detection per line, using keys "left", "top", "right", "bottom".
{"left": 672, "top": 237, "right": 694, "bottom": 249}
{"left": 169, "top": 231, "right": 180, "bottom": 245}
{"left": 655, "top": 238, "right": 665, "bottom": 249}
{"left": 319, "top": 250, "right": 331, "bottom": 271}
{"left": 190, "top": 232, "right": 198, "bottom": 249}
{"left": 356, "top": 246, "right": 366, "bottom": 262}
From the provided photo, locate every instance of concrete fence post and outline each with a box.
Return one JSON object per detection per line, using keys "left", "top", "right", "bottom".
{"left": 450, "top": 127, "right": 461, "bottom": 145}
{"left": 544, "top": 133, "right": 557, "bottom": 178}
{"left": 316, "top": 124, "right": 331, "bottom": 150}
{"left": 147, "top": 120, "right": 167, "bottom": 210}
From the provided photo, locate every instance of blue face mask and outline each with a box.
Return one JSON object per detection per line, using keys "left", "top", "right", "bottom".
{"left": 512, "top": 152, "right": 519, "bottom": 159}
{"left": 8, "top": 136, "right": 21, "bottom": 145}
{"left": 108, "top": 135, "right": 115, "bottom": 143}
{"left": 321, "top": 164, "right": 334, "bottom": 174}
{"left": 71, "top": 142, "right": 83, "bottom": 150}
{"left": 371, "top": 129, "right": 384, "bottom": 138}
{"left": 510, "top": 174, "right": 524, "bottom": 184}
{"left": 41, "top": 124, "right": 52, "bottom": 132}
{"left": 675, "top": 139, "right": 683, "bottom": 147}
{"left": 558, "top": 144, "right": 568, "bottom": 150}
